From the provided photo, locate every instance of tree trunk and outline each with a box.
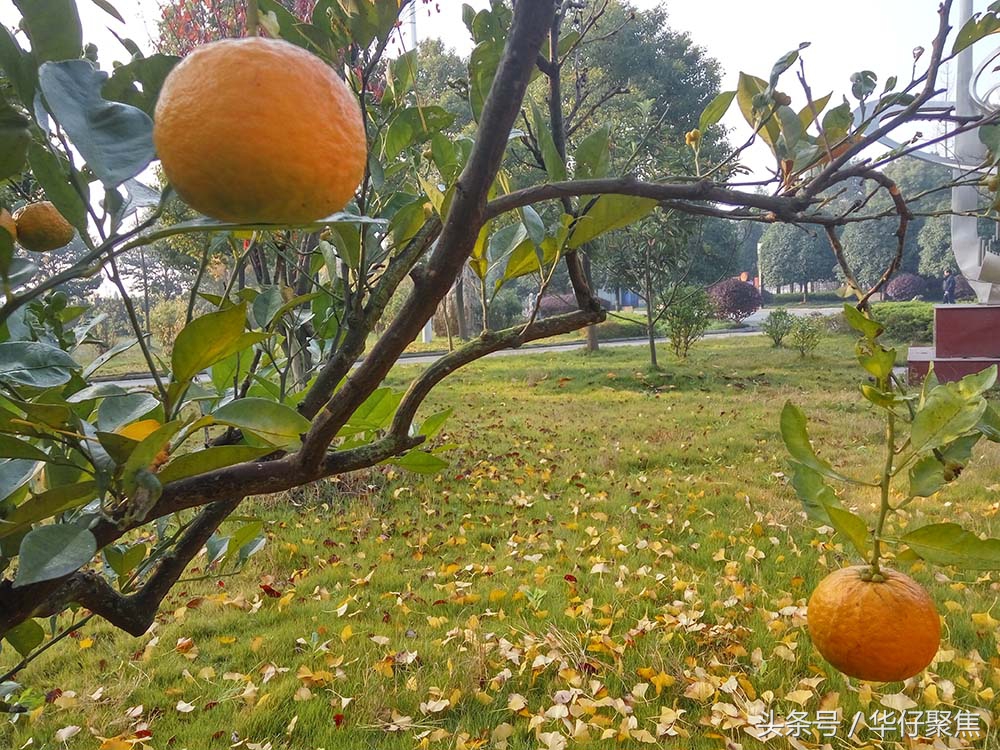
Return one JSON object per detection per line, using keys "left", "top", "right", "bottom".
{"left": 582, "top": 252, "right": 599, "bottom": 352}
{"left": 454, "top": 274, "right": 469, "bottom": 340}
{"left": 644, "top": 246, "right": 657, "bottom": 369}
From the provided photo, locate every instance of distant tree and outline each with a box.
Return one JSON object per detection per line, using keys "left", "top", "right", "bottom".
{"left": 416, "top": 39, "right": 472, "bottom": 131}
{"left": 758, "top": 223, "right": 835, "bottom": 300}
{"left": 917, "top": 215, "right": 951, "bottom": 276}
{"left": 157, "top": 0, "right": 316, "bottom": 55}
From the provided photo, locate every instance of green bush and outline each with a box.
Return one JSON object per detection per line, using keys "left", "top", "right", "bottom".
{"left": 789, "top": 315, "right": 823, "bottom": 357}
{"left": 149, "top": 297, "right": 187, "bottom": 351}
{"left": 870, "top": 301, "right": 934, "bottom": 343}
{"left": 664, "top": 288, "right": 713, "bottom": 359}
{"left": 761, "top": 308, "right": 795, "bottom": 346}
{"left": 770, "top": 290, "right": 845, "bottom": 305}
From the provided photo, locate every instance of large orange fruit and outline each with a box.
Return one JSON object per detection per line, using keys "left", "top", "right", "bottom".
{"left": 13, "top": 202, "right": 75, "bottom": 252}
{"left": 0, "top": 208, "right": 16, "bottom": 243}
{"left": 153, "top": 37, "right": 366, "bottom": 224}
{"left": 807, "top": 565, "right": 940, "bottom": 682}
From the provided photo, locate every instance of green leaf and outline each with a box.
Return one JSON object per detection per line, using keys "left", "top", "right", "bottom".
{"left": 171, "top": 303, "right": 260, "bottom": 385}
{"left": 26, "top": 141, "right": 87, "bottom": 233}
{"left": 769, "top": 43, "right": 809, "bottom": 88}
{"left": 780, "top": 402, "right": 860, "bottom": 484}
{"left": 0, "top": 460, "right": 36, "bottom": 505}
{"left": 0, "top": 23, "right": 34, "bottom": 107}
{"left": 0, "top": 93, "right": 30, "bottom": 181}
{"left": 0, "top": 480, "right": 99, "bottom": 539}
{"left": 418, "top": 408, "right": 452, "bottom": 438}
{"left": 468, "top": 221, "right": 491, "bottom": 281}
{"left": 0, "top": 341, "right": 80, "bottom": 388}
{"left": 121, "top": 421, "right": 183, "bottom": 492}
{"left": 910, "top": 386, "right": 987, "bottom": 455}
{"left": 391, "top": 450, "right": 448, "bottom": 475}
{"left": 210, "top": 399, "right": 310, "bottom": 448}
{"left": 574, "top": 124, "right": 611, "bottom": 180}
{"left": 953, "top": 10, "right": 1000, "bottom": 54}
{"left": 978, "top": 403, "right": 1000, "bottom": 442}
{"left": 501, "top": 236, "right": 544, "bottom": 283}
{"left": 826, "top": 506, "right": 870, "bottom": 559}
{"left": 88, "top": 0, "right": 124, "bottom": 22}
{"left": 386, "top": 48, "right": 417, "bottom": 105}
{"left": 222, "top": 521, "right": 263, "bottom": 569}
{"left": 4, "top": 618, "right": 43, "bottom": 657}
{"left": 101, "top": 53, "right": 179, "bottom": 116}
{"left": 908, "top": 455, "right": 946, "bottom": 498}
{"left": 383, "top": 106, "right": 455, "bottom": 159}
{"left": 157, "top": 445, "right": 272, "bottom": 484}
{"left": 736, "top": 72, "right": 779, "bottom": 149}
{"left": 821, "top": 101, "right": 853, "bottom": 143}
{"left": 843, "top": 303, "right": 883, "bottom": 339}
{"left": 96, "top": 393, "right": 159, "bottom": 432}
{"left": 901, "top": 523, "right": 1000, "bottom": 570}
{"left": 698, "top": 90, "right": 736, "bottom": 132}
{"left": 14, "top": 524, "right": 96, "bottom": 587}
{"left": 468, "top": 39, "right": 502, "bottom": 123}
{"left": 0, "top": 435, "right": 48, "bottom": 463}
{"left": 38, "top": 60, "right": 154, "bottom": 189}
{"left": 790, "top": 462, "right": 842, "bottom": 524}
{"left": 339, "top": 387, "right": 403, "bottom": 436}
{"left": 567, "top": 195, "right": 656, "bottom": 249}
{"left": 13, "top": 0, "right": 82, "bottom": 62}
{"left": 529, "top": 100, "right": 566, "bottom": 182}
{"left": 855, "top": 341, "right": 896, "bottom": 380}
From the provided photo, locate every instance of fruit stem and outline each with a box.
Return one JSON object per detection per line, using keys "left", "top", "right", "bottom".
{"left": 247, "top": 0, "right": 260, "bottom": 37}
{"left": 870, "top": 404, "right": 896, "bottom": 576}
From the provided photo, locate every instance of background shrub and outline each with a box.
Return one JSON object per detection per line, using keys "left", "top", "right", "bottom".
{"left": 870, "top": 301, "right": 934, "bottom": 343}
{"left": 761, "top": 308, "right": 795, "bottom": 346}
{"left": 664, "top": 287, "right": 713, "bottom": 359}
{"left": 708, "top": 278, "right": 761, "bottom": 322}
{"left": 789, "top": 315, "right": 823, "bottom": 357}
{"left": 769, "top": 290, "right": 844, "bottom": 305}
{"left": 149, "top": 297, "right": 187, "bottom": 351}
{"left": 884, "top": 272, "right": 926, "bottom": 301}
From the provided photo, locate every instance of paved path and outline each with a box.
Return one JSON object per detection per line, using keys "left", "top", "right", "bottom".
{"left": 97, "top": 306, "right": 843, "bottom": 388}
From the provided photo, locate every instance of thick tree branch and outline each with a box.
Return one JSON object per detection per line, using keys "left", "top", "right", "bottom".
{"left": 390, "top": 309, "right": 606, "bottom": 437}
{"left": 295, "top": 0, "right": 557, "bottom": 470}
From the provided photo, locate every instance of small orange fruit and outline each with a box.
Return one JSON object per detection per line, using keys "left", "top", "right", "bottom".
{"left": 13, "top": 201, "right": 75, "bottom": 252}
{"left": 0, "top": 208, "right": 16, "bottom": 243}
{"left": 153, "top": 37, "right": 367, "bottom": 224}
{"left": 807, "top": 565, "right": 940, "bottom": 682}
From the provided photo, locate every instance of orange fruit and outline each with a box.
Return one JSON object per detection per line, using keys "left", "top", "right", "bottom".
{"left": 807, "top": 565, "right": 940, "bottom": 682}
{"left": 153, "top": 37, "right": 366, "bottom": 224}
{"left": 0, "top": 208, "right": 16, "bottom": 243}
{"left": 13, "top": 201, "right": 75, "bottom": 252}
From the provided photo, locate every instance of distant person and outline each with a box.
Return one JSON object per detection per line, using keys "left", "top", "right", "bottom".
{"left": 942, "top": 268, "right": 956, "bottom": 304}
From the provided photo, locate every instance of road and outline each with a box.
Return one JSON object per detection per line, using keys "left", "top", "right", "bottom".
{"left": 98, "top": 306, "right": 841, "bottom": 388}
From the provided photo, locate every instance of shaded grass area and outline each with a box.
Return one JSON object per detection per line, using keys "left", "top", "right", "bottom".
{"left": 5, "top": 335, "right": 999, "bottom": 749}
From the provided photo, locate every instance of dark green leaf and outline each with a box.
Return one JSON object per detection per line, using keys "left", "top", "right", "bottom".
{"left": 101, "top": 53, "right": 179, "bottom": 116}
{"left": 769, "top": 43, "right": 809, "bottom": 88}
{"left": 210, "top": 399, "right": 310, "bottom": 448}
{"left": 910, "top": 386, "right": 987, "bottom": 454}
{"left": 96, "top": 393, "right": 159, "bottom": 432}
{"left": 826, "top": 505, "right": 870, "bottom": 559}
{"left": 529, "top": 100, "right": 566, "bottom": 182}
{"left": 4, "top": 618, "right": 43, "bottom": 657}
{"left": 0, "top": 341, "right": 80, "bottom": 388}
{"left": 780, "top": 401, "right": 860, "bottom": 484}
{"left": 901, "top": 523, "right": 1000, "bottom": 569}
{"left": 38, "top": 60, "right": 154, "bottom": 189}
{"left": 383, "top": 106, "right": 455, "bottom": 159}
{"left": 157, "top": 445, "right": 271, "bottom": 484}
{"left": 0, "top": 436, "right": 48, "bottom": 462}
{"left": 953, "top": 10, "right": 1000, "bottom": 54}
{"left": 908, "top": 455, "right": 946, "bottom": 498}
{"left": 698, "top": 90, "right": 736, "bottom": 132}
{"left": 13, "top": 0, "right": 82, "bottom": 62}
{"left": 88, "top": 0, "right": 124, "bottom": 22}
{"left": 14, "top": 524, "right": 96, "bottom": 587}
{"left": 391, "top": 450, "right": 448, "bottom": 475}
{"left": 1, "top": 480, "right": 99, "bottom": 537}
{"left": 0, "top": 93, "right": 30, "bottom": 181}
{"left": 26, "top": 141, "right": 87, "bottom": 232}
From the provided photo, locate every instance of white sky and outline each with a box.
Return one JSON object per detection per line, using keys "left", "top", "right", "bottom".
{"left": 0, "top": 0, "right": 988, "bottom": 176}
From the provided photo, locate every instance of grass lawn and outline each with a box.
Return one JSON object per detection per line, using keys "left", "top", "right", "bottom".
{"left": 5, "top": 334, "right": 999, "bottom": 749}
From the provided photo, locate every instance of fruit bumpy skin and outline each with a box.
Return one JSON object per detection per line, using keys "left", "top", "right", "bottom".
{"left": 12, "top": 202, "right": 75, "bottom": 252}
{"left": 0, "top": 208, "right": 16, "bottom": 243}
{"left": 153, "top": 37, "right": 367, "bottom": 224}
{"left": 807, "top": 565, "right": 941, "bottom": 682}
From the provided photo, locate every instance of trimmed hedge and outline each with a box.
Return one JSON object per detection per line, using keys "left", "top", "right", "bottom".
{"left": 708, "top": 278, "right": 761, "bottom": 322}
{"left": 884, "top": 272, "right": 926, "bottom": 301}
{"left": 870, "top": 301, "right": 934, "bottom": 343}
